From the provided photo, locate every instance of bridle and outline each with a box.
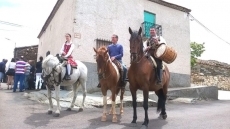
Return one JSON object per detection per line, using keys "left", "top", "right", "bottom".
{"left": 42, "top": 63, "right": 62, "bottom": 87}
{"left": 97, "top": 55, "right": 111, "bottom": 80}
{"left": 130, "top": 35, "right": 144, "bottom": 64}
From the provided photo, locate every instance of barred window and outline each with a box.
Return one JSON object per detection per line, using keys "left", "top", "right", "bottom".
{"left": 95, "top": 38, "right": 112, "bottom": 49}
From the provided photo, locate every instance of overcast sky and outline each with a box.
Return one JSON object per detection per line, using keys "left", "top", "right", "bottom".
{"left": 1, "top": 0, "right": 230, "bottom": 64}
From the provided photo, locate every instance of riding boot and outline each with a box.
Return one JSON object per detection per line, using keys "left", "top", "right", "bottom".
{"left": 156, "top": 68, "right": 163, "bottom": 87}
{"left": 120, "top": 69, "right": 126, "bottom": 87}
{"left": 97, "top": 74, "right": 103, "bottom": 88}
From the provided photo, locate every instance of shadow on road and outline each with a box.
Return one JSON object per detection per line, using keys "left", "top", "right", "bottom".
{"left": 24, "top": 109, "right": 80, "bottom": 128}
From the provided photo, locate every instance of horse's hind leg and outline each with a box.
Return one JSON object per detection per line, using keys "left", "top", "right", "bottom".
{"left": 54, "top": 85, "right": 61, "bottom": 117}
{"left": 46, "top": 85, "right": 53, "bottom": 114}
{"left": 119, "top": 88, "right": 125, "bottom": 115}
{"left": 67, "top": 83, "right": 78, "bottom": 111}
{"left": 79, "top": 80, "right": 87, "bottom": 112}
{"left": 156, "top": 89, "right": 167, "bottom": 119}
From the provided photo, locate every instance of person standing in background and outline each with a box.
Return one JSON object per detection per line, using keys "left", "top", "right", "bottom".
{"left": 0, "top": 59, "right": 8, "bottom": 89}
{"left": 35, "top": 56, "right": 43, "bottom": 90}
{"left": 24, "top": 60, "right": 31, "bottom": 90}
{"left": 6, "top": 58, "right": 16, "bottom": 90}
{"left": 13, "top": 56, "right": 26, "bottom": 92}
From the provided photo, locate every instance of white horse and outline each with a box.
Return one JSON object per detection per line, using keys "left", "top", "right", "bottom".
{"left": 42, "top": 53, "right": 88, "bottom": 117}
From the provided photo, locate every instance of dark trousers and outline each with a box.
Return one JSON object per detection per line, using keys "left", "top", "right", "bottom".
{"left": 153, "top": 56, "right": 162, "bottom": 70}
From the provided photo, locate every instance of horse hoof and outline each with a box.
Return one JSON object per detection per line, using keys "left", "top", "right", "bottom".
{"left": 47, "top": 110, "right": 52, "bottom": 114}
{"left": 158, "top": 114, "right": 167, "bottom": 120}
{"left": 66, "top": 108, "right": 71, "bottom": 111}
{"left": 120, "top": 110, "right": 124, "bottom": 115}
{"left": 53, "top": 113, "right": 60, "bottom": 117}
{"left": 112, "top": 118, "right": 118, "bottom": 123}
{"left": 140, "top": 125, "right": 148, "bottom": 129}
{"left": 101, "top": 115, "right": 107, "bottom": 122}
{"left": 130, "top": 123, "right": 137, "bottom": 127}
{"left": 78, "top": 108, "right": 83, "bottom": 112}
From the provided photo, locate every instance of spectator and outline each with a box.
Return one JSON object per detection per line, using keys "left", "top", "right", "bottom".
{"left": 6, "top": 58, "right": 16, "bottom": 90}
{"left": 0, "top": 59, "right": 8, "bottom": 89}
{"left": 24, "top": 60, "right": 31, "bottom": 90}
{"left": 13, "top": 56, "right": 26, "bottom": 92}
{"left": 35, "top": 56, "right": 43, "bottom": 90}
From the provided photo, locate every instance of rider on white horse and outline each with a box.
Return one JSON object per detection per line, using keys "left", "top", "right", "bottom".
{"left": 60, "top": 33, "right": 77, "bottom": 80}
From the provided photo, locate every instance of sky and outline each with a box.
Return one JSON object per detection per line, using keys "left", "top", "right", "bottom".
{"left": 0, "top": 0, "right": 230, "bottom": 64}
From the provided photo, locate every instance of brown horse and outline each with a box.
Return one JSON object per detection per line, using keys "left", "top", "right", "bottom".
{"left": 128, "top": 27, "right": 170, "bottom": 128}
{"left": 93, "top": 46, "right": 125, "bottom": 123}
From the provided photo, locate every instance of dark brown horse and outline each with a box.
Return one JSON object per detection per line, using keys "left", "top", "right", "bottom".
{"left": 93, "top": 46, "right": 125, "bottom": 123}
{"left": 128, "top": 27, "right": 170, "bottom": 128}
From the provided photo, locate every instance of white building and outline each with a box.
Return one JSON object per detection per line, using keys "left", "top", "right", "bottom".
{"left": 37, "top": 0, "right": 191, "bottom": 92}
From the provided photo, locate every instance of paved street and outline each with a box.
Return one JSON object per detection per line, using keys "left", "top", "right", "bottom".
{"left": 0, "top": 84, "right": 230, "bottom": 129}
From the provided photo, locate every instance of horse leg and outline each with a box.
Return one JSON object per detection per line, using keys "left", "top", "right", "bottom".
{"left": 67, "top": 83, "right": 77, "bottom": 111}
{"left": 157, "top": 89, "right": 167, "bottom": 119}
{"left": 101, "top": 90, "right": 107, "bottom": 122}
{"left": 130, "top": 88, "right": 137, "bottom": 124}
{"left": 53, "top": 85, "right": 61, "bottom": 117}
{"left": 111, "top": 89, "right": 117, "bottom": 123}
{"left": 79, "top": 80, "right": 87, "bottom": 112}
{"left": 46, "top": 85, "right": 53, "bottom": 114}
{"left": 119, "top": 88, "right": 125, "bottom": 115}
{"left": 142, "top": 89, "right": 149, "bottom": 128}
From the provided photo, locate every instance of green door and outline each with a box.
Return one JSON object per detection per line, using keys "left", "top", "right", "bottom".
{"left": 144, "top": 11, "right": 156, "bottom": 38}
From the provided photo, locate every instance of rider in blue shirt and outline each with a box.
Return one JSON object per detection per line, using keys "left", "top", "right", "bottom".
{"left": 97, "top": 34, "right": 127, "bottom": 88}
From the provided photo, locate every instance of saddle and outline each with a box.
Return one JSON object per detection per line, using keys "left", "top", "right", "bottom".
{"left": 112, "top": 60, "right": 124, "bottom": 83}
{"left": 146, "top": 55, "right": 165, "bottom": 70}
{"left": 56, "top": 54, "right": 77, "bottom": 77}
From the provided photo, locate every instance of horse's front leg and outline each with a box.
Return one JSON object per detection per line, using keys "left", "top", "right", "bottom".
{"left": 101, "top": 91, "right": 107, "bottom": 122}
{"left": 111, "top": 88, "right": 117, "bottom": 123}
{"left": 130, "top": 87, "right": 137, "bottom": 125}
{"left": 53, "top": 84, "right": 61, "bottom": 117}
{"left": 141, "top": 89, "right": 149, "bottom": 128}
{"left": 46, "top": 85, "right": 53, "bottom": 114}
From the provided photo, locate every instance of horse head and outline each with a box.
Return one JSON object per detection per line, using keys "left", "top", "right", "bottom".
{"left": 93, "top": 46, "right": 110, "bottom": 75}
{"left": 42, "top": 52, "right": 62, "bottom": 84}
{"left": 128, "top": 27, "right": 143, "bottom": 63}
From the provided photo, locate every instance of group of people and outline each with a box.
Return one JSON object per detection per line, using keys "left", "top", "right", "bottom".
{"left": 0, "top": 27, "right": 164, "bottom": 91}
{"left": 0, "top": 56, "right": 44, "bottom": 92}
{"left": 62, "top": 27, "right": 164, "bottom": 88}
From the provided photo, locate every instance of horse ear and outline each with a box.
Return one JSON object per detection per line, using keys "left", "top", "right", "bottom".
{"left": 138, "top": 27, "right": 142, "bottom": 35}
{"left": 93, "top": 47, "right": 97, "bottom": 53}
{"left": 129, "top": 27, "right": 133, "bottom": 34}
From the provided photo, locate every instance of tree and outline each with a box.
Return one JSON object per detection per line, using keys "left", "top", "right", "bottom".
{"left": 191, "top": 42, "right": 205, "bottom": 67}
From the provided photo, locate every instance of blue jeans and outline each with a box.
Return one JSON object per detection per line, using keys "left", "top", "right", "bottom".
{"left": 117, "top": 60, "right": 127, "bottom": 81}
{"left": 0, "top": 72, "right": 4, "bottom": 82}
{"left": 13, "top": 73, "right": 25, "bottom": 92}
{"left": 24, "top": 75, "right": 29, "bottom": 90}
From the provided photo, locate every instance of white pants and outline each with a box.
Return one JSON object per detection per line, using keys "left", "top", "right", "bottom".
{"left": 35, "top": 73, "right": 43, "bottom": 89}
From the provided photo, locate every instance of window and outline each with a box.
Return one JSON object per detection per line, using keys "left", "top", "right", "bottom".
{"left": 95, "top": 39, "right": 111, "bottom": 49}
{"left": 142, "top": 11, "right": 162, "bottom": 38}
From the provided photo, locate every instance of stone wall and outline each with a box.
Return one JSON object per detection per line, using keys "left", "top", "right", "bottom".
{"left": 191, "top": 59, "right": 230, "bottom": 90}
{"left": 14, "top": 45, "right": 38, "bottom": 62}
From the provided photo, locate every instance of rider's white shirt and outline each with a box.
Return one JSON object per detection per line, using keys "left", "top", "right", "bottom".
{"left": 60, "top": 41, "right": 75, "bottom": 58}
{"left": 143, "top": 36, "right": 166, "bottom": 52}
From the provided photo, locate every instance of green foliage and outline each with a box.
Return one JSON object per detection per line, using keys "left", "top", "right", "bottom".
{"left": 191, "top": 42, "right": 205, "bottom": 67}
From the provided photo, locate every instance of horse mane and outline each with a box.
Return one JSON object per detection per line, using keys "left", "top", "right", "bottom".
{"left": 42, "top": 54, "right": 59, "bottom": 69}
{"left": 98, "top": 46, "right": 107, "bottom": 52}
